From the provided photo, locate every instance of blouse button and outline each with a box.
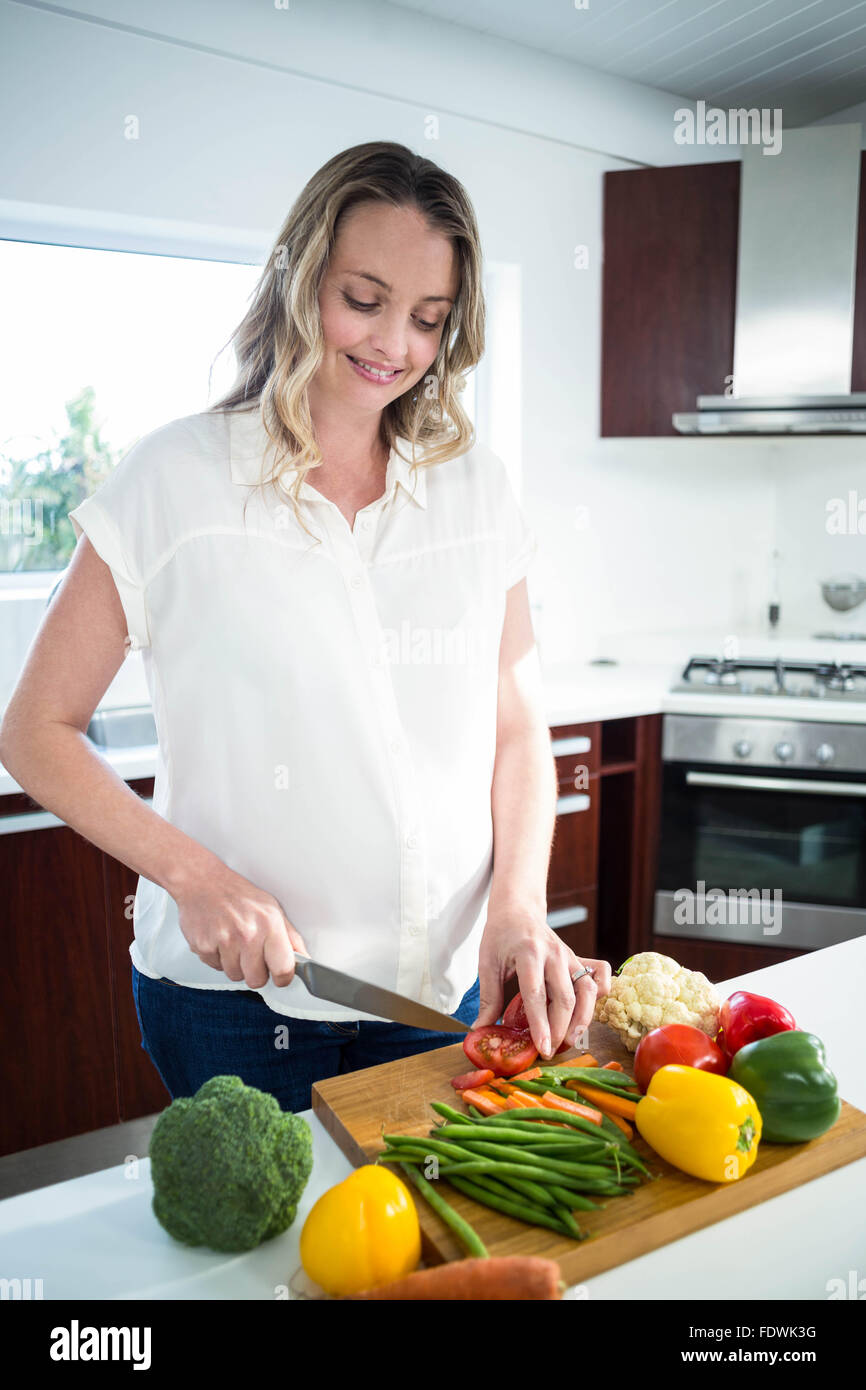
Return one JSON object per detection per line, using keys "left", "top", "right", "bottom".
{"left": 406, "top": 834, "right": 419, "bottom": 850}
{"left": 350, "top": 575, "right": 362, "bottom": 590}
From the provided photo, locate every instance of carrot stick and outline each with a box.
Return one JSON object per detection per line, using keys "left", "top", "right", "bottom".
{"left": 348, "top": 1256, "right": 563, "bottom": 1301}
{"left": 603, "top": 1112, "right": 634, "bottom": 1139}
{"left": 570, "top": 1083, "right": 638, "bottom": 1120}
{"left": 602, "top": 1061, "right": 625, "bottom": 1072}
{"left": 509, "top": 1066, "right": 542, "bottom": 1082}
{"left": 460, "top": 1088, "right": 505, "bottom": 1116}
{"left": 552, "top": 1054, "right": 598, "bottom": 1069}
{"left": 477, "top": 1086, "right": 510, "bottom": 1109}
{"left": 541, "top": 1091, "right": 603, "bottom": 1124}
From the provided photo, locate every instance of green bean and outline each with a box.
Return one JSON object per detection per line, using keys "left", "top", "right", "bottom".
{"left": 478, "top": 1110, "right": 649, "bottom": 1168}
{"left": 454, "top": 1171, "right": 565, "bottom": 1221}
{"left": 409, "top": 1154, "right": 589, "bottom": 1187}
{"left": 398, "top": 1132, "right": 623, "bottom": 1194}
{"left": 385, "top": 1133, "right": 594, "bottom": 1187}
{"left": 397, "top": 1161, "right": 488, "bottom": 1259}
{"left": 383, "top": 1133, "right": 482, "bottom": 1161}
{"left": 495, "top": 1174, "right": 560, "bottom": 1210}
{"left": 464, "top": 1171, "right": 532, "bottom": 1205}
{"left": 539, "top": 1066, "right": 640, "bottom": 1090}
{"left": 523, "top": 1142, "right": 610, "bottom": 1160}
{"left": 378, "top": 1147, "right": 435, "bottom": 1167}
{"left": 444, "top": 1175, "right": 578, "bottom": 1240}
{"left": 425, "top": 1123, "right": 575, "bottom": 1146}
{"left": 554, "top": 1205, "right": 585, "bottom": 1240}
{"left": 440, "top": 1136, "right": 622, "bottom": 1181}
{"left": 477, "top": 1109, "right": 619, "bottom": 1141}
{"left": 548, "top": 1184, "right": 599, "bottom": 1212}
{"left": 509, "top": 1078, "right": 585, "bottom": 1099}
{"left": 416, "top": 1161, "right": 504, "bottom": 1177}
{"left": 430, "top": 1101, "right": 482, "bottom": 1126}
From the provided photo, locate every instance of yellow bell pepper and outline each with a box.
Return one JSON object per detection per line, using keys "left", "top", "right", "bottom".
{"left": 299, "top": 1164, "right": 421, "bottom": 1296}
{"left": 635, "top": 1064, "right": 762, "bottom": 1183}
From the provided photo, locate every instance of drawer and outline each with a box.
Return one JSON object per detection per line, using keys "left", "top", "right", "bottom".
{"left": 550, "top": 722, "right": 600, "bottom": 787}
{"left": 547, "top": 783, "right": 600, "bottom": 898}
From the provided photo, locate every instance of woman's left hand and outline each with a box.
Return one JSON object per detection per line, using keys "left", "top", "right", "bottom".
{"left": 474, "top": 904, "right": 613, "bottom": 1059}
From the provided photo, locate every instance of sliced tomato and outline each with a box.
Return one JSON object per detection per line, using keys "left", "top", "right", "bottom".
{"left": 450, "top": 1067, "right": 495, "bottom": 1093}
{"left": 463, "top": 1024, "right": 538, "bottom": 1077}
{"left": 501, "top": 992, "right": 570, "bottom": 1055}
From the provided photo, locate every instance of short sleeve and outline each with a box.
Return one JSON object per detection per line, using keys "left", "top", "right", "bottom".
{"left": 498, "top": 461, "right": 538, "bottom": 590}
{"left": 68, "top": 440, "right": 155, "bottom": 652}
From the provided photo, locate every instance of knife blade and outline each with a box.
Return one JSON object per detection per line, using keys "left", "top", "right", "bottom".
{"left": 291, "top": 954, "right": 469, "bottom": 1033}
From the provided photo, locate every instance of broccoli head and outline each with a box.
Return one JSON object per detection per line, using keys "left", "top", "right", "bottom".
{"left": 149, "top": 1074, "right": 313, "bottom": 1252}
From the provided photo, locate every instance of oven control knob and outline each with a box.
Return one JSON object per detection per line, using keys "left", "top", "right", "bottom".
{"left": 815, "top": 743, "right": 835, "bottom": 765}
{"left": 733, "top": 739, "right": 752, "bottom": 759}
{"left": 774, "top": 741, "right": 795, "bottom": 762}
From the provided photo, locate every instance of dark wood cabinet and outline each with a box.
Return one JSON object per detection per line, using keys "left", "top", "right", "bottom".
{"left": 601, "top": 162, "right": 740, "bottom": 437}
{"left": 603, "top": 153, "right": 866, "bottom": 436}
{"left": 0, "top": 777, "right": 163, "bottom": 1158}
{"left": 1, "top": 821, "right": 117, "bottom": 1154}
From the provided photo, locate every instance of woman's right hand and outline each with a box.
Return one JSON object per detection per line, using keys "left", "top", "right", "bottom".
{"left": 174, "top": 857, "right": 309, "bottom": 990}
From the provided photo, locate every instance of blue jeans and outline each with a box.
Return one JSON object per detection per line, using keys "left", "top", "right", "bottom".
{"left": 132, "top": 964, "right": 480, "bottom": 1115}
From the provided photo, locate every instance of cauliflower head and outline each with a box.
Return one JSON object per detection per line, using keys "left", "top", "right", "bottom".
{"left": 593, "top": 952, "right": 720, "bottom": 1052}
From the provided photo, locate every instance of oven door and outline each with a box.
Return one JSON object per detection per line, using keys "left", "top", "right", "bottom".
{"left": 655, "top": 761, "right": 866, "bottom": 948}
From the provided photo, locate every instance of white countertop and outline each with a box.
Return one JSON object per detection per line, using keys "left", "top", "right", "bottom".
{"left": 543, "top": 660, "right": 677, "bottom": 726}
{"left": 1, "top": 937, "right": 863, "bottom": 1300}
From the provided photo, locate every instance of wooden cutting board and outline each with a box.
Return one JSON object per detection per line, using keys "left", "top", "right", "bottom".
{"left": 312, "top": 1023, "right": 866, "bottom": 1283}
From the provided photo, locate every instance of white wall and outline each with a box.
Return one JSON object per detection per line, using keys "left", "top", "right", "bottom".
{"left": 1, "top": 0, "right": 853, "bottom": 696}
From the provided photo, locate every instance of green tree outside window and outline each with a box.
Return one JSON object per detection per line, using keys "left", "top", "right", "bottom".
{"left": 0, "top": 387, "right": 124, "bottom": 572}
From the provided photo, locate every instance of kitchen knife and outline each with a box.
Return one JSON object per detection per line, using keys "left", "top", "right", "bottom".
{"left": 291, "top": 953, "right": 469, "bottom": 1033}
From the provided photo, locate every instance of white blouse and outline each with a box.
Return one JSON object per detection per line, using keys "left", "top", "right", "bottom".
{"left": 69, "top": 407, "right": 538, "bottom": 1020}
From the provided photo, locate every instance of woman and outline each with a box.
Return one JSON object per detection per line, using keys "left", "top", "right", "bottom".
{"left": 0, "top": 142, "right": 610, "bottom": 1114}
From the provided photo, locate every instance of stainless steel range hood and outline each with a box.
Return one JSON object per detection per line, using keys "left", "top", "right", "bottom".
{"left": 674, "top": 123, "right": 865, "bottom": 435}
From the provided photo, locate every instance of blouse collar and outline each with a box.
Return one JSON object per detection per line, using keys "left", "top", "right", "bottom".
{"left": 227, "top": 406, "right": 428, "bottom": 509}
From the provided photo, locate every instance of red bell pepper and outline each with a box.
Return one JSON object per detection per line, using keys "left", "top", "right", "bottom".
{"left": 717, "top": 990, "right": 796, "bottom": 1060}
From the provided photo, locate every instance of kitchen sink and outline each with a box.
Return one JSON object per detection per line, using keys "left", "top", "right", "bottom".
{"left": 86, "top": 706, "right": 157, "bottom": 748}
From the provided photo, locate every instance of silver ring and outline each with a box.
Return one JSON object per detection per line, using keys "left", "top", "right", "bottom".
{"left": 571, "top": 966, "right": 595, "bottom": 986}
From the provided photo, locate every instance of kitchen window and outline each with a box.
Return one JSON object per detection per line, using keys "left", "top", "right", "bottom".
{"left": 0, "top": 238, "right": 262, "bottom": 578}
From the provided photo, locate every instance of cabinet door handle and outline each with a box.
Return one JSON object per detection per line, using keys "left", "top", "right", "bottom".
{"left": 555, "top": 793, "right": 591, "bottom": 816}
{"left": 551, "top": 736, "right": 592, "bottom": 756}
{"left": 547, "top": 904, "right": 589, "bottom": 929}
{"left": 0, "top": 799, "right": 154, "bottom": 834}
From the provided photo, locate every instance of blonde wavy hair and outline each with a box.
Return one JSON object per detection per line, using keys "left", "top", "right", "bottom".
{"left": 208, "top": 141, "right": 486, "bottom": 532}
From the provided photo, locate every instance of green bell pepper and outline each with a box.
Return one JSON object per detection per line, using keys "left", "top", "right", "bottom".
{"left": 728, "top": 1030, "right": 840, "bottom": 1143}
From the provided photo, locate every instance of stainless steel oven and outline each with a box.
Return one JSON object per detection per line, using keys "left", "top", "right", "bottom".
{"left": 655, "top": 714, "right": 866, "bottom": 948}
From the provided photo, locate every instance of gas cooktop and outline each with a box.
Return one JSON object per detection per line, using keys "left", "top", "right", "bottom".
{"left": 671, "top": 656, "right": 866, "bottom": 701}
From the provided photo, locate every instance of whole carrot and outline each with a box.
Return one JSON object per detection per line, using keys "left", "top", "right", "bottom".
{"left": 348, "top": 1255, "right": 563, "bottom": 1301}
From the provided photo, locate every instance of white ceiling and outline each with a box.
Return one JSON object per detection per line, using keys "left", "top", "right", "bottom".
{"left": 384, "top": 0, "right": 866, "bottom": 125}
